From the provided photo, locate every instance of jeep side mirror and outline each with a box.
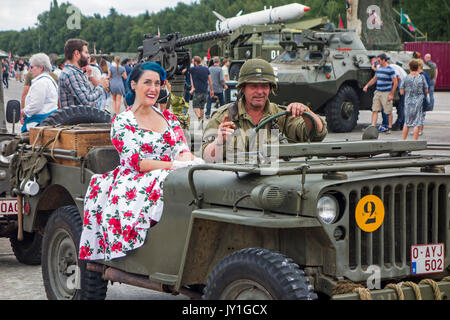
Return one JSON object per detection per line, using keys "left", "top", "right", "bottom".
{"left": 6, "top": 100, "right": 20, "bottom": 124}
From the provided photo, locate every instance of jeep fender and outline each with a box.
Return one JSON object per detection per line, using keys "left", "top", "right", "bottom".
{"left": 176, "top": 207, "right": 335, "bottom": 290}
{"left": 23, "top": 162, "right": 91, "bottom": 233}
{"left": 23, "top": 184, "right": 77, "bottom": 233}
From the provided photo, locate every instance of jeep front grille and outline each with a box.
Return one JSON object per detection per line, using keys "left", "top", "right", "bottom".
{"left": 345, "top": 177, "right": 448, "bottom": 279}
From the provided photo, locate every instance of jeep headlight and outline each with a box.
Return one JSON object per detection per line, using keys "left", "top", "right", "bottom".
{"left": 317, "top": 195, "right": 339, "bottom": 224}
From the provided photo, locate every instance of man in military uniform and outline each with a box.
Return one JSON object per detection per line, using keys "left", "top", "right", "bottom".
{"left": 202, "top": 58, "right": 327, "bottom": 163}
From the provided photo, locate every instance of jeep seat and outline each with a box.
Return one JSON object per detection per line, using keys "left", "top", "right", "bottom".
{"left": 86, "top": 146, "right": 120, "bottom": 174}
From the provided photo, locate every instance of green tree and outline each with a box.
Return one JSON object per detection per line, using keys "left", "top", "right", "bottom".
{"left": 0, "top": 0, "right": 447, "bottom": 58}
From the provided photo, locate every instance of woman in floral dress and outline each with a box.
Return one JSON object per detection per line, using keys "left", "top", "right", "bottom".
{"left": 79, "top": 62, "right": 201, "bottom": 261}
{"left": 401, "top": 59, "right": 428, "bottom": 140}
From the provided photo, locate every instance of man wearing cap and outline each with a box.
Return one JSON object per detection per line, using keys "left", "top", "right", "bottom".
{"left": 202, "top": 58, "right": 327, "bottom": 162}
{"left": 363, "top": 53, "right": 398, "bottom": 133}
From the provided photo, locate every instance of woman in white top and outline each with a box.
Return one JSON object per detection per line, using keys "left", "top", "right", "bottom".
{"left": 21, "top": 53, "right": 58, "bottom": 132}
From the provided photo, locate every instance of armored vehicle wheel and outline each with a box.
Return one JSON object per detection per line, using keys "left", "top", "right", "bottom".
{"left": 325, "top": 85, "right": 360, "bottom": 133}
{"left": 10, "top": 231, "right": 42, "bottom": 265}
{"left": 203, "top": 248, "right": 317, "bottom": 300}
{"left": 39, "top": 106, "right": 112, "bottom": 127}
{"left": 41, "top": 205, "right": 108, "bottom": 300}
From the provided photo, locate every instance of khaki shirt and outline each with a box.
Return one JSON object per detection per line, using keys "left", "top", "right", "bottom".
{"left": 202, "top": 99, "right": 327, "bottom": 159}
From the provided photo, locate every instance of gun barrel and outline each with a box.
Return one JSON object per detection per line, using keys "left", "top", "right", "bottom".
{"left": 176, "top": 29, "right": 232, "bottom": 47}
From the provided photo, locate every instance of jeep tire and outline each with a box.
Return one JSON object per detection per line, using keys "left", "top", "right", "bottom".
{"left": 325, "top": 85, "right": 360, "bottom": 133}
{"left": 41, "top": 205, "right": 108, "bottom": 300}
{"left": 39, "top": 106, "right": 112, "bottom": 127}
{"left": 203, "top": 248, "right": 318, "bottom": 300}
{"left": 10, "top": 231, "right": 42, "bottom": 265}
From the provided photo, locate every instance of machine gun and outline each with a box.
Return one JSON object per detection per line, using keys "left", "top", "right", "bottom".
{"left": 137, "top": 29, "right": 231, "bottom": 97}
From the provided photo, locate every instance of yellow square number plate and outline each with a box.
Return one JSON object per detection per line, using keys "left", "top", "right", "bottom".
{"left": 411, "top": 243, "right": 445, "bottom": 275}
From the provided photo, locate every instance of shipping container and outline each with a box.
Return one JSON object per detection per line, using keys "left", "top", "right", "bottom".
{"left": 403, "top": 42, "right": 450, "bottom": 90}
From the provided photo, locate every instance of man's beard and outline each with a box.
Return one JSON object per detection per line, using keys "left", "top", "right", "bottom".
{"left": 79, "top": 55, "right": 89, "bottom": 68}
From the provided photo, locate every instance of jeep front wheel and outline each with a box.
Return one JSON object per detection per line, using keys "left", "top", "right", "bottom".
{"left": 41, "top": 205, "right": 108, "bottom": 300}
{"left": 203, "top": 248, "right": 317, "bottom": 300}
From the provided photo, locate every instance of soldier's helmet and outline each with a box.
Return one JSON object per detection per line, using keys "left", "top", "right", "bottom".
{"left": 237, "top": 58, "right": 277, "bottom": 90}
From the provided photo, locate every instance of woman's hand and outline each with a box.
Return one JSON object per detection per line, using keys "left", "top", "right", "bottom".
{"left": 171, "top": 156, "right": 205, "bottom": 170}
{"left": 175, "top": 151, "right": 194, "bottom": 162}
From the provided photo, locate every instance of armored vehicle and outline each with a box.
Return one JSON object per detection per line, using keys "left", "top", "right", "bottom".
{"left": 208, "top": 16, "right": 329, "bottom": 80}
{"left": 1, "top": 103, "right": 448, "bottom": 300}
{"left": 269, "top": 26, "right": 424, "bottom": 133}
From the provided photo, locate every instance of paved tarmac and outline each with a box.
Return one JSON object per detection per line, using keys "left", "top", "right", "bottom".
{"left": 0, "top": 78, "right": 449, "bottom": 300}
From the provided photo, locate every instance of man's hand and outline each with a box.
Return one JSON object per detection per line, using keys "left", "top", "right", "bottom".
{"left": 287, "top": 102, "right": 324, "bottom": 133}
{"left": 216, "top": 115, "right": 235, "bottom": 145}
{"left": 98, "top": 77, "right": 109, "bottom": 89}
{"left": 363, "top": 85, "right": 368, "bottom": 93}
{"left": 286, "top": 102, "right": 311, "bottom": 117}
{"left": 388, "top": 93, "right": 394, "bottom": 102}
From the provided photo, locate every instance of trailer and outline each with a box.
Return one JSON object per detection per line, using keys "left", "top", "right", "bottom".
{"left": 404, "top": 41, "right": 450, "bottom": 90}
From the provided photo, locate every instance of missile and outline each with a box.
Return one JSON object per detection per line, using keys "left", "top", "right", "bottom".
{"left": 213, "top": 3, "right": 310, "bottom": 31}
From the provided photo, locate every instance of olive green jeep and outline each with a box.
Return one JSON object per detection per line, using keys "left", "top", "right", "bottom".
{"left": 2, "top": 105, "right": 450, "bottom": 300}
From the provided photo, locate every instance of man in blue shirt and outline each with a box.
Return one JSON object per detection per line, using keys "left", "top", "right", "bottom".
{"left": 190, "top": 56, "right": 213, "bottom": 129}
{"left": 363, "top": 53, "right": 398, "bottom": 133}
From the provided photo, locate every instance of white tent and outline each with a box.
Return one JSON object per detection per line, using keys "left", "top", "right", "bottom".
{"left": 0, "top": 50, "right": 9, "bottom": 58}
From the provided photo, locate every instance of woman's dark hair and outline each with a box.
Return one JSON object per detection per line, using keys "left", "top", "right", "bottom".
{"left": 125, "top": 62, "right": 167, "bottom": 106}
{"left": 64, "top": 38, "right": 88, "bottom": 60}
{"left": 99, "top": 58, "right": 108, "bottom": 73}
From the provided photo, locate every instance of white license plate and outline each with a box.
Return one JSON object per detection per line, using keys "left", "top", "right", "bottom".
{"left": 0, "top": 199, "right": 18, "bottom": 216}
{"left": 411, "top": 243, "right": 445, "bottom": 275}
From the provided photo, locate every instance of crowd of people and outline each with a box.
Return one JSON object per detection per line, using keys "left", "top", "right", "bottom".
{"left": 363, "top": 52, "right": 438, "bottom": 140}
{"left": 1, "top": 58, "right": 29, "bottom": 88}
{"left": 185, "top": 55, "right": 230, "bottom": 129}
{"left": 1, "top": 42, "right": 138, "bottom": 133}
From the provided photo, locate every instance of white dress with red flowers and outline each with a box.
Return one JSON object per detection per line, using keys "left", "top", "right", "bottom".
{"left": 79, "top": 107, "right": 190, "bottom": 261}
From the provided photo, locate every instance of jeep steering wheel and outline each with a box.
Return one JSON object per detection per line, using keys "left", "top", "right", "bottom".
{"left": 253, "top": 110, "right": 317, "bottom": 134}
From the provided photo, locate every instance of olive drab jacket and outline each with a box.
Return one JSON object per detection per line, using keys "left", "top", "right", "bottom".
{"left": 201, "top": 99, "right": 328, "bottom": 160}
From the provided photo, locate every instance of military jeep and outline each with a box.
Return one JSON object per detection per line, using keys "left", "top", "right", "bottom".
{"left": 2, "top": 104, "right": 450, "bottom": 300}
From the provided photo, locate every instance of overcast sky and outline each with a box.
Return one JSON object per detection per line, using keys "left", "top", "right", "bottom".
{"left": 0, "top": 0, "right": 198, "bottom": 31}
